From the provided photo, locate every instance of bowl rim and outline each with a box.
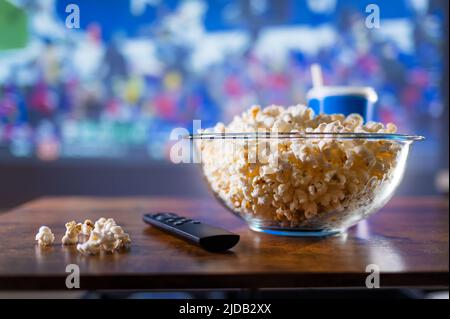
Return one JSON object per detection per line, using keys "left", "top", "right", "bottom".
{"left": 186, "top": 132, "right": 425, "bottom": 141}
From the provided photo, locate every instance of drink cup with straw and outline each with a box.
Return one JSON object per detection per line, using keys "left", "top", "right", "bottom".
{"left": 307, "top": 64, "right": 378, "bottom": 121}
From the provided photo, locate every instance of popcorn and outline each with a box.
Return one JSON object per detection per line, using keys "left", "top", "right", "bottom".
{"left": 34, "top": 218, "right": 131, "bottom": 255}
{"left": 35, "top": 226, "right": 55, "bottom": 247}
{"left": 77, "top": 240, "right": 101, "bottom": 255}
{"left": 94, "top": 217, "right": 107, "bottom": 233}
{"left": 100, "top": 232, "right": 116, "bottom": 253}
{"left": 62, "top": 221, "right": 82, "bottom": 245}
{"left": 76, "top": 218, "right": 131, "bottom": 255}
{"left": 80, "top": 219, "right": 94, "bottom": 237}
{"left": 88, "top": 230, "right": 102, "bottom": 242}
{"left": 110, "top": 226, "right": 131, "bottom": 249}
{"left": 93, "top": 217, "right": 117, "bottom": 233}
{"left": 102, "top": 218, "right": 117, "bottom": 234}
{"left": 199, "top": 104, "right": 401, "bottom": 228}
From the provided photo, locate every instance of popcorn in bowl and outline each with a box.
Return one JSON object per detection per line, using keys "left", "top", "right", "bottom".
{"left": 195, "top": 105, "right": 423, "bottom": 236}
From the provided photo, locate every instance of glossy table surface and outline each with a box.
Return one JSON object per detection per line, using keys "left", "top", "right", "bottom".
{"left": 0, "top": 196, "right": 448, "bottom": 290}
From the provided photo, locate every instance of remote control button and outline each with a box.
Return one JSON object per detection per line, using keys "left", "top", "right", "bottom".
{"left": 155, "top": 213, "right": 175, "bottom": 219}
{"left": 174, "top": 221, "right": 184, "bottom": 226}
{"left": 191, "top": 221, "right": 200, "bottom": 224}
{"left": 174, "top": 219, "right": 192, "bottom": 225}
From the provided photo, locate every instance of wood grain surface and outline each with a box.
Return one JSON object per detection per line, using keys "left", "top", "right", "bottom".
{"left": 0, "top": 196, "right": 448, "bottom": 290}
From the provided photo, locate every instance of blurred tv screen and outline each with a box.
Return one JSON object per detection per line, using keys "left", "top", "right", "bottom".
{"left": 0, "top": 0, "right": 446, "bottom": 164}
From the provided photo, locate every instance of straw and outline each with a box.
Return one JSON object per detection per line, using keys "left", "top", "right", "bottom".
{"left": 311, "top": 63, "right": 323, "bottom": 88}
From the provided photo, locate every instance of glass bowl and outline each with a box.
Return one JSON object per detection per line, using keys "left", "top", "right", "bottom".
{"left": 189, "top": 132, "right": 424, "bottom": 237}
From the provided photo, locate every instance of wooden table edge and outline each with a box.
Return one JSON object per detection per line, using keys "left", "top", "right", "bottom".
{"left": 0, "top": 271, "right": 448, "bottom": 291}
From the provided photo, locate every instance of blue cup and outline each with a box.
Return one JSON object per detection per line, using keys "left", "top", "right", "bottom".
{"left": 307, "top": 86, "right": 378, "bottom": 121}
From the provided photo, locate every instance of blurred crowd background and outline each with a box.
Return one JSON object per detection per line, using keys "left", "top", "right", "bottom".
{"left": 0, "top": 0, "right": 448, "bottom": 207}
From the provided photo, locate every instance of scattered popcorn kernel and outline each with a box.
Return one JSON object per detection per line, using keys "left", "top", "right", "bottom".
{"left": 88, "top": 230, "right": 102, "bottom": 242}
{"left": 102, "top": 218, "right": 117, "bottom": 233}
{"left": 94, "top": 217, "right": 107, "bottom": 233}
{"left": 77, "top": 240, "right": 101, "bottom": 255}
{"left": 114, "top": 233, "right": 131, "bottom": 250}
{"left": 110, "top": 225, "right": 124, "bottom": 235}
{"left": 76, "top": 218, "right": 131, "bottom": 255}
{"left": 81, "top": 219, "right": 94, "bottom": 236}
{"left": 35, "top": 217, "right": 131, "bottom": 255}
{"left": 35, "top": 226, "right": 55, "bottom": 247}
{"left": 110, "top": 226, "right": 131, "bottom": 249}
{"left": 62, "top": 220, "right": 82, "bottom": 245}
{"left": 101, "top": 232, "right": 116, "bottom": 253}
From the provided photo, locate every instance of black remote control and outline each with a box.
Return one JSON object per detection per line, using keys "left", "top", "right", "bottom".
{"left": 143, "top": 212, "right": 240, "bottom": 252}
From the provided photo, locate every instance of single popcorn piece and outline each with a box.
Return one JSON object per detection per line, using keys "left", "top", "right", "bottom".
{"left": 199, "top": 104, "right": 401, "bottom": 229}
{"left": 77, "top": 229, "right": 103, "bottom": 255}
{"left": 110, "top": 226, "right": 131, "bottom": 249}
{"left": 77, "top": 240, "right": 101, "bottom": 255}
{"left": 89, "top": 229, "right": 102, "bottom": 242}
{"left": 80, "top": 219, "right": 94, "bottom": 236}
{"left": 101, "top": 232, "right": 116, "bottom": 253}
{"left": 102, "top": 218, "right": 117, "bottom": 234}
{"left": 93, "top": 217, "right": 117, "bottom": 234}
{"left": 62, "top": 220, "right": 82, "bottom": 245}
{"left": 35, "top": 226, "right": 55, "bottom": 247}
{"left": 94, "top": 217, "right": 107, "bottom": 233}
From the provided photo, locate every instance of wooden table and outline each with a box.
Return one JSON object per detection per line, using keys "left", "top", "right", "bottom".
{"left": 0, "top": 196, "right": 448, "bottom": 290}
